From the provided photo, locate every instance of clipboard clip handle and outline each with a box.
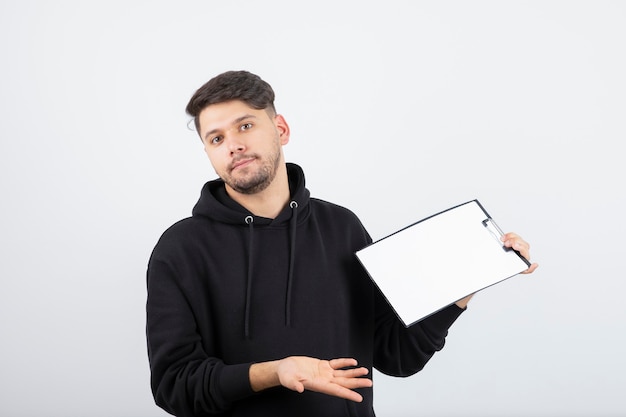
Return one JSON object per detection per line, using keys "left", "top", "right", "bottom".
{"left": 482, "top": 218, "right": 510, "bottom": 252}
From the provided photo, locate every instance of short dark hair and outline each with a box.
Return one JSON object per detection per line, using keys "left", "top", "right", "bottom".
{"left": 186, "top": 70, "right": 276, "bottom": 135}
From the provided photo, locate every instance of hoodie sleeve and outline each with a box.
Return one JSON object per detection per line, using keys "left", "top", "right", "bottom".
{"left": 372, "top": 285, "right": 465, "bottom": 377}
{"left": 146, "top": 257, "right": 255, "bottom": 416}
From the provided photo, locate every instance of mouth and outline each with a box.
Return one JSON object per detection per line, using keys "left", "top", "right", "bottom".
{"left": 231, "top": 157, "right": 255, "bottom": 171}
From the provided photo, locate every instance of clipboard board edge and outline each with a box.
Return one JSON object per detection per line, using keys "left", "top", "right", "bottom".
{"left": 366, "top": 199, "right": 480, "bottom": 246}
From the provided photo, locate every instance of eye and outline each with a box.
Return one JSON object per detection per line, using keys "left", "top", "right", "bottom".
{"left": 240, "top": 123, "right": 253, "bottom": 131}
{"left": 210, "top": 135, "right": 223, "bottom": 145}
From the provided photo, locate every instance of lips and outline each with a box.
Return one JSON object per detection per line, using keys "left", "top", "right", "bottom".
{"left": 231, "top": 157, "right": 255, "bottom": 171}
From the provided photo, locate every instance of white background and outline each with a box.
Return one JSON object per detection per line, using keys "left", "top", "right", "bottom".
{"left": 1, "top": 1, "right": 624, "bottom": 416}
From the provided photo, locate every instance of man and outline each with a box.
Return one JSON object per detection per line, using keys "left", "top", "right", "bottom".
{"left": 146, "top": 70, "right": 538, "bottom": 417}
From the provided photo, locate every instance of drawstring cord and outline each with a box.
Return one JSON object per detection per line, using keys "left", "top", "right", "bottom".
{"left": 244, "top": 215, "right": 254, "bottom": 339}
{"left": 285, "top": 201, "right": 298, "bottom": 327}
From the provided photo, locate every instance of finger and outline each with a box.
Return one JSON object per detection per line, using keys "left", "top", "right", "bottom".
{"left": 316, "top": 382, "right": 367, "bottom": 403}
{"left": 501, "top": 232, "right": 522, "bottom": 241}
{"left": 328, "top": 358, "right": 358, "bottom": 370}
{"left": 334, "top": 366, "right": 369, "bottom": 378}
{"left": 302, "top": 376, "right": 368, "bottom": 403}
{"left": 501, "top": 233, "right": 538, "bottom": 274}
{"left": 521, "top": 262, "right": 539, "bottom": 274}
{"left": 330, "top": 386, "right": 364, "bottom": 403}
{"left": 502, "top": 234, "right": 531, "bottom": 258}
{"left": 514, "top": 242, "right": 531, "bottom": 260}
{"left": 332, "top": 375, "right": 373, "bottom": 390}
{"left": 502, "top": 235, "right": 529, "bottom": 251}
{"left": 286, "top": 378, "right": 305, "bottom": 393}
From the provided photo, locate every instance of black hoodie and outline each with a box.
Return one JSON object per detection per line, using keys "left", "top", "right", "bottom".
{"left": 146, "top": 163, "right": 464, "bottom": 417}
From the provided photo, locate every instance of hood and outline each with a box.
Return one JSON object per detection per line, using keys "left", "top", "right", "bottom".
{"left": 192, "top": 162, "right": 311, "bottom": 226}
{"left": 191, "top": 162, "right": 311, "bottom": 339}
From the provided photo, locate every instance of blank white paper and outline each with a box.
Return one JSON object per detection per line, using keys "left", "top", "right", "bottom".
{"left": 356, "top": 200, "right": 530, "bottom": 327}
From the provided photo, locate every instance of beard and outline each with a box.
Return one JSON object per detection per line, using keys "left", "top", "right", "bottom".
{"left": 223, "top": 144, "right": 282, "bottom": 195}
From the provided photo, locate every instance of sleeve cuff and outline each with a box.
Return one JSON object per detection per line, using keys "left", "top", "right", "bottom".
{"left": 218, "top": 362, "right": 256, "bottom": 403}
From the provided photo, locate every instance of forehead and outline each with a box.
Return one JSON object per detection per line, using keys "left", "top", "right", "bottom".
{"left": 198, "top": 100, "right": 267, "bottom": 133}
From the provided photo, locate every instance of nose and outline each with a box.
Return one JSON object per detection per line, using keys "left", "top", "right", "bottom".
{"left": 225, "top": 132, "right": 246, "bottom": 154}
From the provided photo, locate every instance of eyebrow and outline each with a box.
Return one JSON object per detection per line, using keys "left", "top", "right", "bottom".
{"left": 203, "top": 114, "right": 257, "bottom": 141}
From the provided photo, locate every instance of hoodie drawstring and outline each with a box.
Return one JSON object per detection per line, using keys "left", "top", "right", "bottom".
{"left": 242, "top": 202, "right": 299, "bottom": 339}
{"left": 244, "top": 215, "right": 254, "bottom": 339}
{"left": 285, "top": 201, "right": 298, "bottom": 328}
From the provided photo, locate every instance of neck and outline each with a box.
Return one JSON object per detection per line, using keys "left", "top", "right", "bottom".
{"left": 225, "top": 164, "right": 290, "bottom": 219}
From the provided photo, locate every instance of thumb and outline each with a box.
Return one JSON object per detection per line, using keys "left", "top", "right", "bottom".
{"left": 290, "top": 380, "right": 305, "bottom": 393}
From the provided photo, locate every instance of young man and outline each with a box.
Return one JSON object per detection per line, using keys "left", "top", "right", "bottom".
{"left": 146, "top": 70, "right": 538, "bottom": 417}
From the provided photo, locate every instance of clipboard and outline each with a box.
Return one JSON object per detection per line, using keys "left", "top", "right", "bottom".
{"left": 355, "top": 199, "right": 531, "bottom": 327}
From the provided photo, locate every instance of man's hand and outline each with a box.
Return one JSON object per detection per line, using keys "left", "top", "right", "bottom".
{"left": 501, "top": 232, "right": 539, "bottom": 274}
{"left": 277, "top": 357, "right": 372, "bottom": 402}
{"left": 250, "top": 357, "right": 372, "bottom": 402}
{"left": 455, "top": 231, "right": 538, "bottom": 308}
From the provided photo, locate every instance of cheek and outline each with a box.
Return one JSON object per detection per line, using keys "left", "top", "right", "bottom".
{"left": 205, "top": 150, "right": 216, "bottom": 165}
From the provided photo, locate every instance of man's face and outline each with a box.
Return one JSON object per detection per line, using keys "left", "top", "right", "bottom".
{"left": 198, "top": 100, "right": 290, "bottom": 195}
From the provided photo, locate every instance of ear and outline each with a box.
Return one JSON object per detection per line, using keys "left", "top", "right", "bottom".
{"left": 274, "top": 114, "right": 290, "bottom": 145}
